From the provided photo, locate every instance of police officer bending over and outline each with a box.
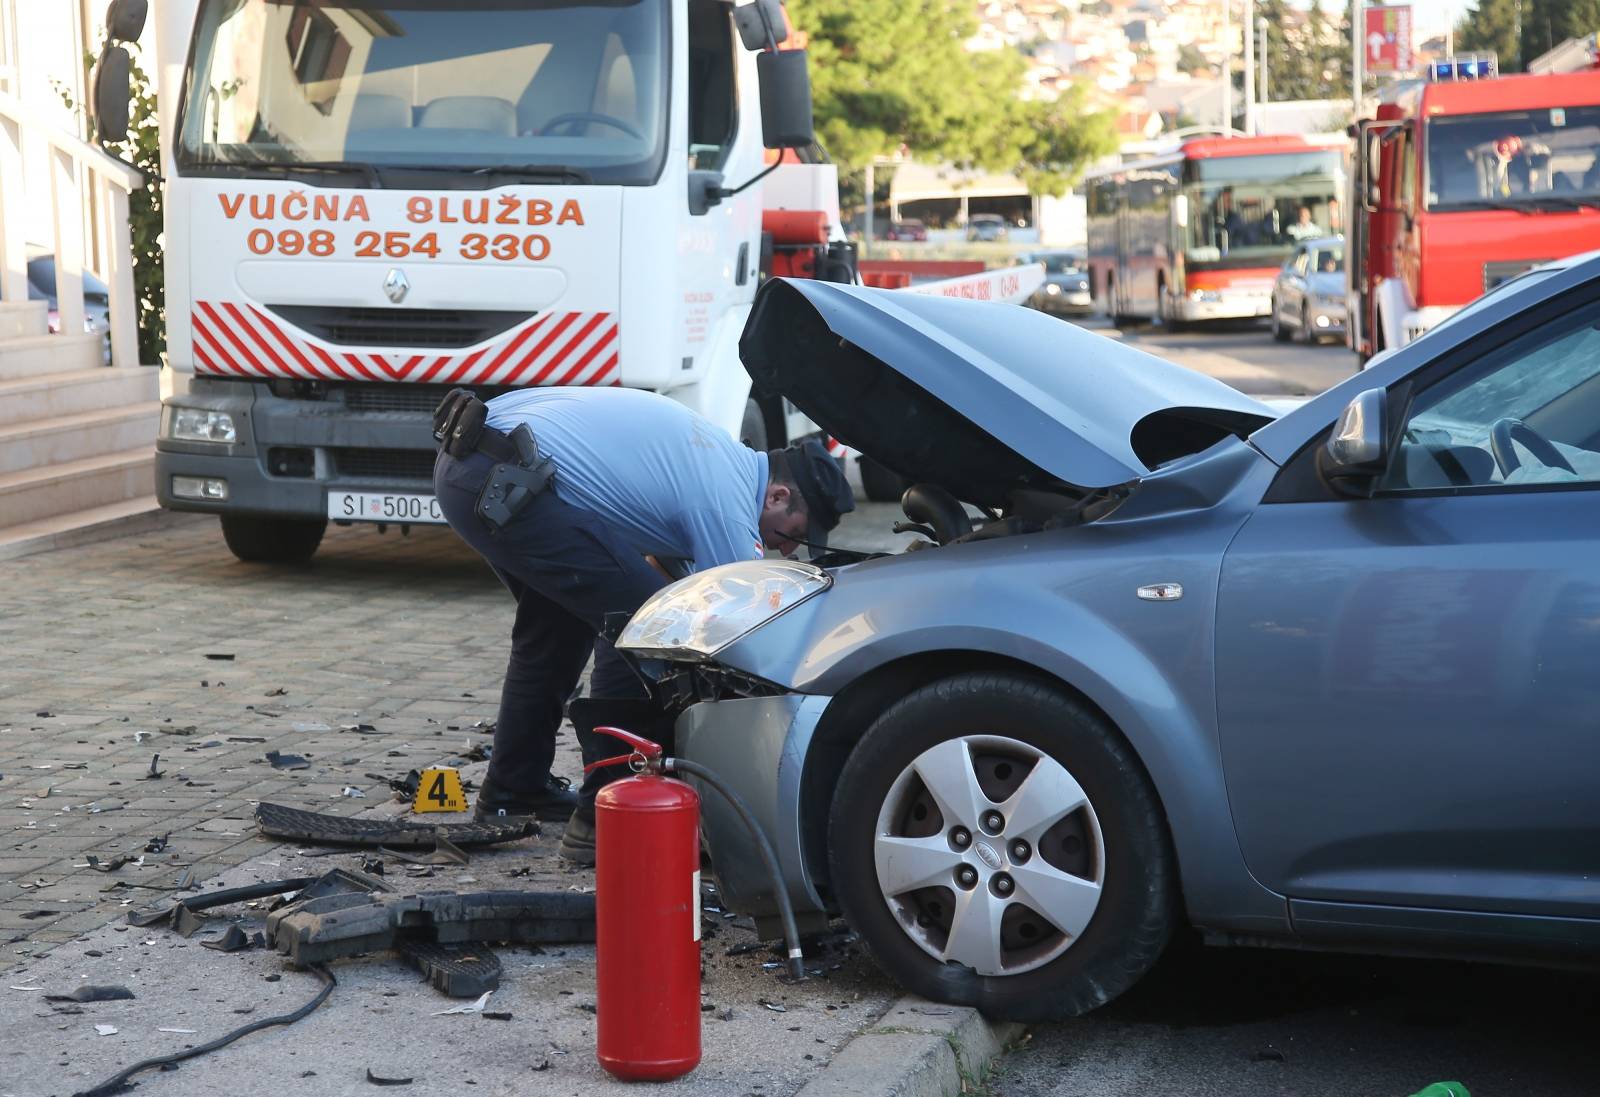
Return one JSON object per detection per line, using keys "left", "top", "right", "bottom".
{"left": 432, "top": 386, "right": 853, "bottom": 863}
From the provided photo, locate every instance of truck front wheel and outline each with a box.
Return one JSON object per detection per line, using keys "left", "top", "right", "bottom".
{"left": 220, "top": 515, "right": 327, "bottom": 564}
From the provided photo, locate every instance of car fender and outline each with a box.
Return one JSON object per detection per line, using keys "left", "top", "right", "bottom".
{"left": 716, "top": 520, "right": 1289, "bottom": 931}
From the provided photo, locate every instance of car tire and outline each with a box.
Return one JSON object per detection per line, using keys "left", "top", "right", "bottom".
{"left": 1297, "top": 303, "right": 1313, "bottom": 344}
{"left": 858, "top": 456, "right": 911, "bottom": 504}
{"left": 828, "top": 672, "right": 1176, "bottom": 1021}
{"left": 740, "top": 397, "right": 768, "bottom": 452}
{"left": 220, "top": 515, "right": 327, "bottom": 564}
{"left": 1270, "top": 299, "right": 1289, "bottom": 342}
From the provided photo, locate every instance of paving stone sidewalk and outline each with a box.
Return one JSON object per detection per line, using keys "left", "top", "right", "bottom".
{"left": 0, "top": 514, "right": 549, "bottom": 973}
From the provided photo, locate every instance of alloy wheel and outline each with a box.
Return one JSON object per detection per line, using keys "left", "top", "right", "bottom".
{"left": 871, "top": 734, "right": 1105, "bottom": 976}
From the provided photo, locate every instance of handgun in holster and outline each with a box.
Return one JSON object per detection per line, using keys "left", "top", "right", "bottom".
{"left": 475, "top": 423, "right": 554, "bottom": 533}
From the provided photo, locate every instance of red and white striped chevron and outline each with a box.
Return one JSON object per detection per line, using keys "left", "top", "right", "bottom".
{"left": 191, "top": 301, "right": 620, "bottom": 387}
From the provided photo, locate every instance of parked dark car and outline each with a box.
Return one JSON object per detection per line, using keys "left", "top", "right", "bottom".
{"left": 880, "top": 219, "right": 928, "bottom": 242}
{"left": 26, "top": 253, "right": 112, "bottom": 337}
{"left": 618, "top": 255, "right": 1600, "bottom": 1020}
{"left": 1016, "top": 250, "right": 1091, "bottom": 316}
{"left": 1271, "top": 235, "right": 1345, "bottom": 343}
{"left": 965, "top": 213, "right": 1009, "bottom": 242}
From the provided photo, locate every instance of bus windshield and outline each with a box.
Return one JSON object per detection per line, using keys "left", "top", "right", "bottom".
{"left": 178, "top": 0, "right": 668, "bottom": 185}
{"left": 1426, "top": 106, "right": 1600, "bottom": 210}
{"left": 1181, "top": 150, "right": 1343, "bottom": 268}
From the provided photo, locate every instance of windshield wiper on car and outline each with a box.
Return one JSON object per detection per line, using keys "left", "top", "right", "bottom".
{"left": 466, "top": 165, "right": 593, "bottom": 184}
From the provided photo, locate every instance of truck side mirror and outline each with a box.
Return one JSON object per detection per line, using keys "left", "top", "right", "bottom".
{"left": 105, "top": 0, "right": 149, "bottom": 41}
{"left": 1319, "top": 388, "right": 1389, "bottom": 489}
{"left": 733, "top": 0, "right": 785, "bottom": 51}
{"left": 93, "top": 46, "right": 132, "bottom": 144}
{"left": 757, "top": 49, "right": 814, "bottom": 149}
{"left": 1172, "top": 194, "right": 1188, "bottom": 228}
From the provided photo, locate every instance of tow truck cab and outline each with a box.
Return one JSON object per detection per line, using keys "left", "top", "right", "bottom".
{"left": 144, "top": 0, "right": 828, "bottom": 561}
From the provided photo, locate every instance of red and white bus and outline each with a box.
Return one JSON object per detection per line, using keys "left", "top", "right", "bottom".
{"left": 1086, "top": 135, "right": 1346, "bottom": 324}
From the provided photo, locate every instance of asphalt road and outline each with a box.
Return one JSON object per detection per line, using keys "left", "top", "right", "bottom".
{"left": 830, "top": 313, "right": 1599, "bottom": 1097}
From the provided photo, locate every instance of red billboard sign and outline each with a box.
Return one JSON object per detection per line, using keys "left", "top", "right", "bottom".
{"left": 1364, "top": 5, "right": 1414, "bottom": 75}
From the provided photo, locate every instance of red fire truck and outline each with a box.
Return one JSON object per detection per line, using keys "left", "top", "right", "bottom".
{"left": 1349, "top": 64, "right": 1600, "bottom": 361}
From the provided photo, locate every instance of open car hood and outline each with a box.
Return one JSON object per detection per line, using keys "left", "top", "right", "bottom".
{"left": 741, "top": 278, "right": 1275, "bottom": 508}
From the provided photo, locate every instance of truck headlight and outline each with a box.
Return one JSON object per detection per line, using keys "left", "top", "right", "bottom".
{"left": 1045, "top": 283, "right": 1062, "bottom": 295}
{"left": 617, "top": 560, "right": 831, "bottom": 662}
{"left": 164, "top": 407, "right": 238, "bottom": 444}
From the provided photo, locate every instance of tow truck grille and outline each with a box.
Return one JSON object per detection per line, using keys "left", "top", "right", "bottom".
{"left": 266, "top": 306, "right": 532, "bottom": 348}
{"left": 341, "top": 383, "right": 516, "bottom": 415}
{"left": 332, "top": 448, "right": 437, "bottom": 481}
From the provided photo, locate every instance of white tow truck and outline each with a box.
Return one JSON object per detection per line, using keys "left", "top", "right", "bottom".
{"left": 101, "top": 0, "right": 1037, "bottom": 562}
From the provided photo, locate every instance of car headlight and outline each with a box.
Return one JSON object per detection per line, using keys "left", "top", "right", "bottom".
{"left": 164, "top": 406, "right": 238, "bottom": 444}
{"left": 1045, "top": 283, "right": 1061, "bottom": 295}
{"left": 616, "top": 560, "right": 830, "bottom": 662}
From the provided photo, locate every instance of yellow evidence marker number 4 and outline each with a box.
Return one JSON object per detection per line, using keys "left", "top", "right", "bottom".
{"left": 413, "top": 767, "right": 468, "bottom": 813}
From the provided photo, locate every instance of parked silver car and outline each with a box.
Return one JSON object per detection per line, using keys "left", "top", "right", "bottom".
{"left": 619, "top": 263, "right": 1600, "bottom": 1020}
{"left": 1016, "top": 250, "right": 1091, "bottom": 317}
{"left": 1270, "top": 235, "right": 1345, "bottom": 343}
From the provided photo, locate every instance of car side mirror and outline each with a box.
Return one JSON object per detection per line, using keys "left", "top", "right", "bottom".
{"left": 106, "top": 0, "right": 148, "bottom": 41}
{"left": 1319, "top": 388, "right": 1388, "bottom": 490}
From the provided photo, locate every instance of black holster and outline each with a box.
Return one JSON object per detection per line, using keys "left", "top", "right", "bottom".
{"left": 475, "top": 423, "right": 555, "bottom": 533}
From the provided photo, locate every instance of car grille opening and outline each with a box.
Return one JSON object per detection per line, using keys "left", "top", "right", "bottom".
{"left": 332, "top": 448, "right": 437, "bottom": 482}
{"left": 265, "top": 305, "right": 533, "bottom": 348}
{"left": 340, "top": 382, "right": 518, "bottom": 415}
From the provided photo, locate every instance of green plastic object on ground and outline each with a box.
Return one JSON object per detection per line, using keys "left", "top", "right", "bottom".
{"left": 1410, "top": 1084, "right": 1469, "bottom": 1097}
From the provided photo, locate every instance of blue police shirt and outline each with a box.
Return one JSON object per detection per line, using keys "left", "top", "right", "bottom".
{"left": 485, "top": 387, "right": 767, "bottom": 572}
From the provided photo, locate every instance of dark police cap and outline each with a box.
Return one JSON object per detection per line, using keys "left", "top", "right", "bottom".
{"left": 785, "top": 438, "right": 855, "bottom": 558}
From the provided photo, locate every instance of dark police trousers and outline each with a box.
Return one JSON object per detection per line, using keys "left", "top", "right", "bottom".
{"left": 433, "top": 448, "right": 667, "bottom": 805}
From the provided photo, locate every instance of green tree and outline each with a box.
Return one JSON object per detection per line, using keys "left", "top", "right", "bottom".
{"left": 1524, "top": 0, "right": 1600, "bottom": 64}
{"left": 1455, "top": 0, "right": 1523, "bottom": 72}
{"left": 790, "top": 0, "right": 1116, "bottom": 198}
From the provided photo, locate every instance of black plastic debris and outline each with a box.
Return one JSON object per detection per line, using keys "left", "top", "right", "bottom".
{"left": 18, "top": 910, "right": 54, "bottom": 920}
{"left": 201, "top": 925, "right": 254, "bottom": 952}
{"left": 360, "top": 855, "right": 385, "bottom": 876}
{"left": 143, "top": 754, "right": 165, "bottom": 780}
{"left": 366, "top": 1069, "right": 413, "bottom": 1086}
{"left": 1253, "top": 1049, "right": 1287, "bottom": 1063}
{"left": 255, "top": 802, "right": 533, "bottom": 849}
{"left": 266, "top": 687, "right": 287, "bottom": 696}
{"left": 380, "top": 836, "right": 468, "bottom": 866}
{"left": 266, "top": 751, "right": 310, "bottom": 771}
{"left": 205, "top": 653, "right": 235, "bottom": 661}
{"left": 144, "top": 834, "right": 169, "bottom": 854}
{"left": 388, "top": 770, "right": 422, "bottom": 800}
{"left": 398, "top": 940, "right": 503, "bottom": 998}
{"left": 481, "top": 1012, "right": 513, "bottom": 1021}
{"left": 86, "top": 855, "right": 135, "bottom": 873}
{"left": 44, "top": 985, "right": 135, "bottom": 1003}
{"left": 459, "top": 743, "right": 491, "bottom": 764}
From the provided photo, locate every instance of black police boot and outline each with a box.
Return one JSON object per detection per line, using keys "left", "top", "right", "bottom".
{"left": 473, "top": 772, "right": 577, "bottom": 823}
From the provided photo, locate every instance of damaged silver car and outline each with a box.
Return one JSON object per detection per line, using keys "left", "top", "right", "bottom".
{"left": 617, "top": 266, "right": 1600, "bottom": 1020}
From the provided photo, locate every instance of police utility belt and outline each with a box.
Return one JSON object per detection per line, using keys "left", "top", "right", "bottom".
{"left": 432, "top": 388, "right": 555, "bottom": 533}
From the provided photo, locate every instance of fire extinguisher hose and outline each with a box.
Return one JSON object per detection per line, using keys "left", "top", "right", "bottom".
{"left": 664, "top": 756, "right": 807, "bottom": 981}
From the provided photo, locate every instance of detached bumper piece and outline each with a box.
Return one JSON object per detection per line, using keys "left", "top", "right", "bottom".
{"left": 255, "top": 801, "right": 536, "bottom": 848}
{"left": 266, "top": 889, "right": 596, "bottom": 969}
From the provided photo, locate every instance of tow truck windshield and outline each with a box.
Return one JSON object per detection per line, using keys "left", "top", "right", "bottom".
{"left": 1426, "top": 106, "right": 1600, "bottom": 210}
{"left": 178, "top": 0, "right": 668, "bottom": 186}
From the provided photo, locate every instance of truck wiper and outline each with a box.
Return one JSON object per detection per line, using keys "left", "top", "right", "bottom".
{"left": 467, "top": 165, "right": 593, "bottom": 184}
{"left": 189, "top": 159, "right": 385, "bottom": 187}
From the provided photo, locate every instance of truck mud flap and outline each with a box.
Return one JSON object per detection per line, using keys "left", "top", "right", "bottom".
{"left": 265, "top": 889, "right": 596, "bottom": 967}
{"left": 397, "top": 940, "right": 505, "bottom": 998}
{"left": 255, "top": 801, "right": 536, "bottom": 849}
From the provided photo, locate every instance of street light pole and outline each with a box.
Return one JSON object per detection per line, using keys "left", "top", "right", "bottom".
{"left": 1221, "top": 0, "right": 1232, "bottom": 133}
{"left": 863, "top": 160, "right": 875, "bottom": 256}
{"left": 1243, "top": 0, "right": 1256, "bottom": 135}
{"left": 1352, "top": 0, "right": 1364, "bottom": 119}
{"left": 1259, "top": 17, "right": 1269, "bottom": 129}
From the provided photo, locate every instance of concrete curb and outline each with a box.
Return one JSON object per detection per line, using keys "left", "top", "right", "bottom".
{"left": 0, "top": 496, "right": 194, "bottom": 561}
{"left": 796, "top": 995, "right": 1024, "bottom": 1097}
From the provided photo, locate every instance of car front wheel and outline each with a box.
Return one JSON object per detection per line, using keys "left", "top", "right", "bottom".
{"left": 828, "top": 673, "right": 1175, "bottom": 1020}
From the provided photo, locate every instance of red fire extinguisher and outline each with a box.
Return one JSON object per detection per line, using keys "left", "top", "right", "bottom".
{"left": 589, "top": 726, "right": 703, "bottom": 1082}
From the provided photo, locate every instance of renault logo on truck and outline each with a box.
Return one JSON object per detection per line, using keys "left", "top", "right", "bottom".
{"left": 383, "top": 268, "right": 409, "bottom": 304}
